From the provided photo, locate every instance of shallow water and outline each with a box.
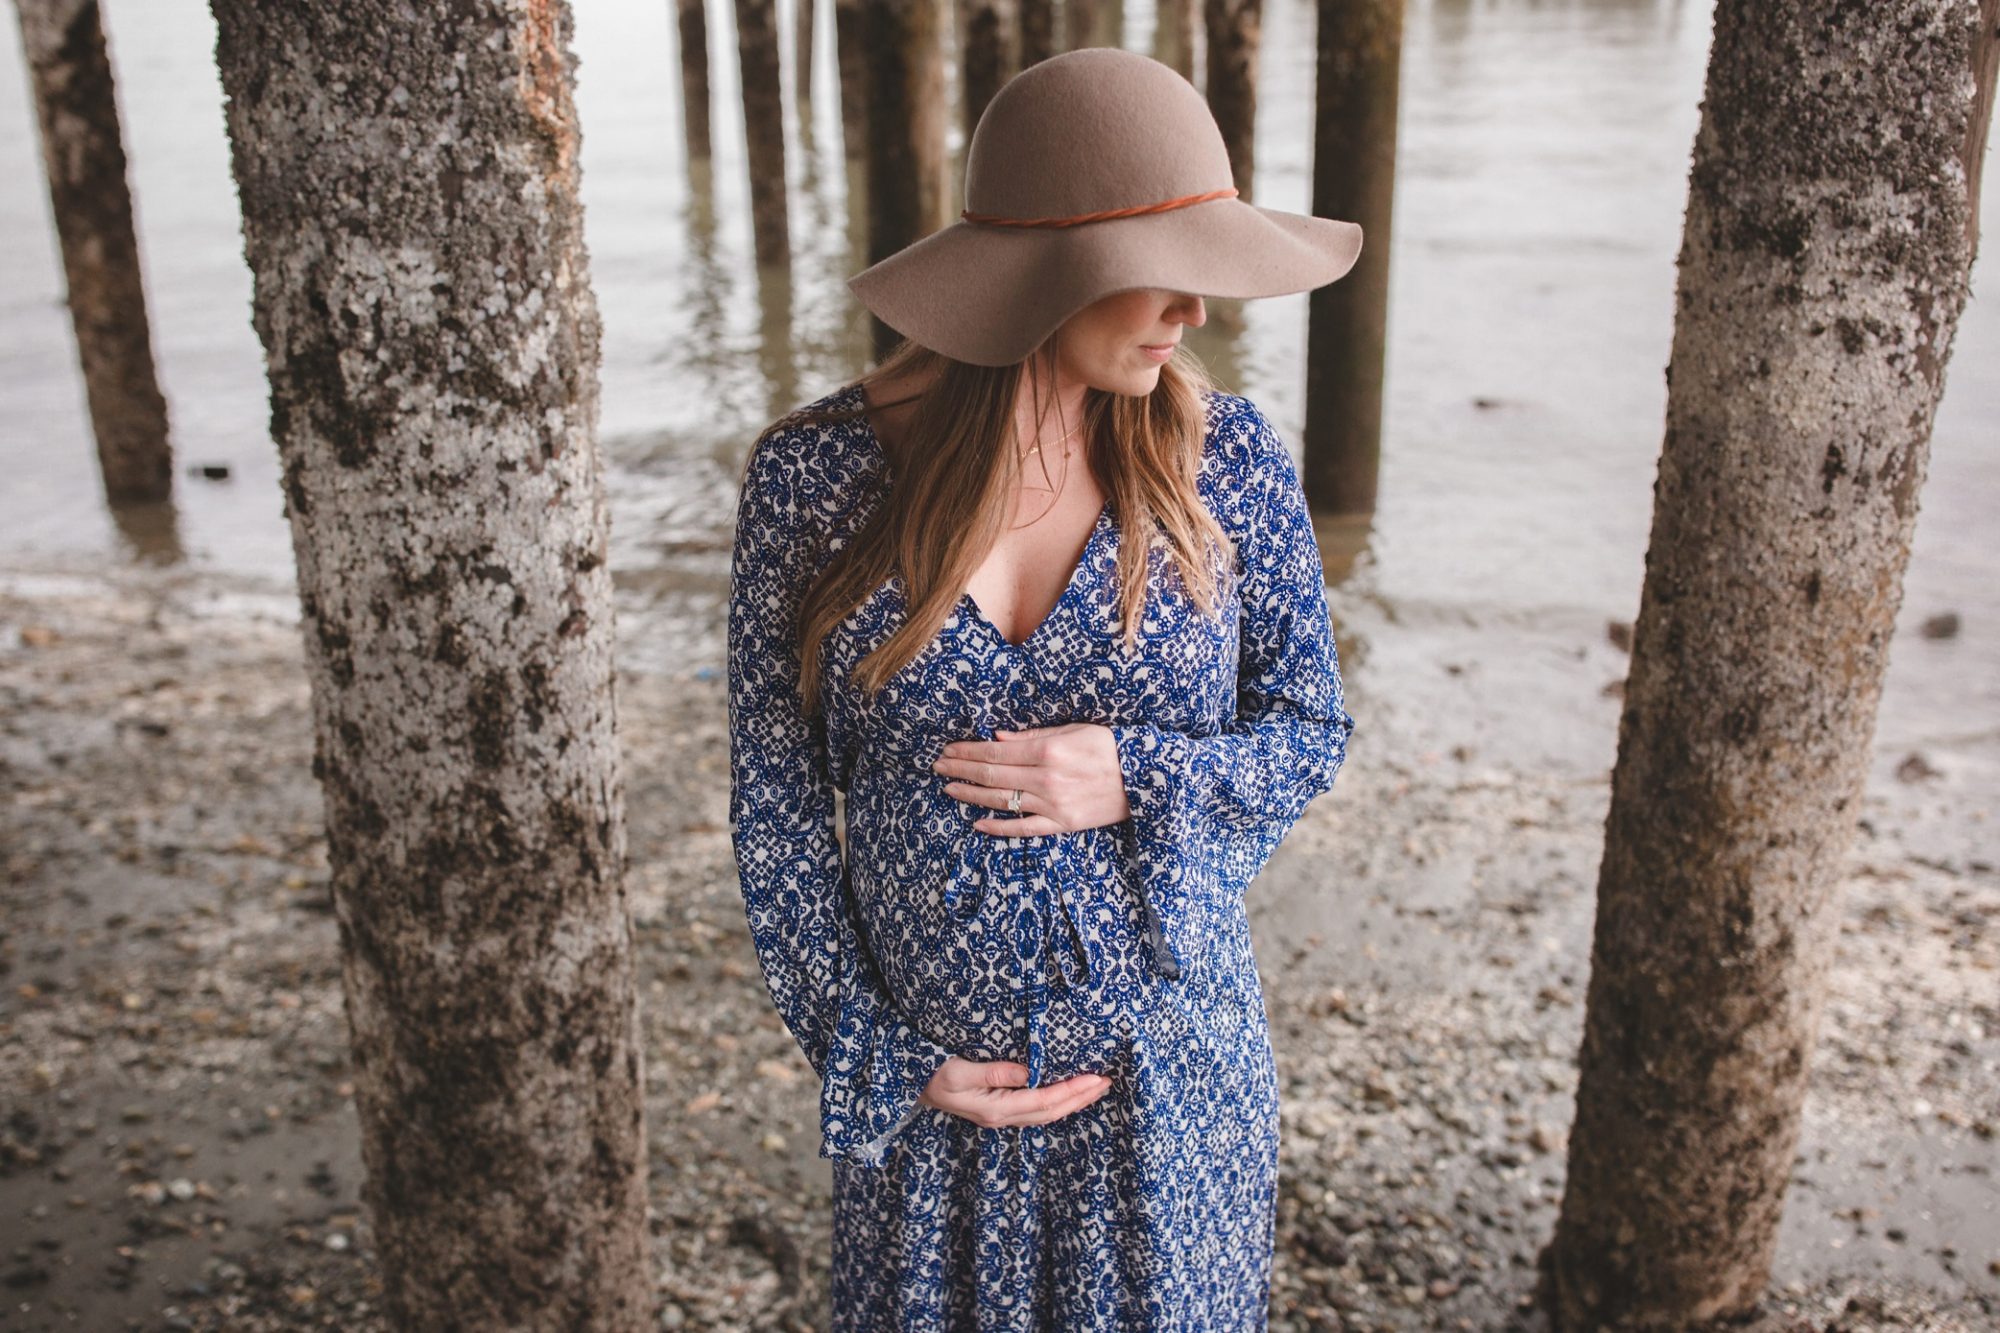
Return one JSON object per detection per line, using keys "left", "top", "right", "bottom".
{"left": 1, "top": 0, "right": 1994, "bottom": 779}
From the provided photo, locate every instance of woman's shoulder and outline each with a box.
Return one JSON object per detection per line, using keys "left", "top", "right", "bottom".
{"left": 1199, "top": 389, "right": 1284, "bottom": 459}
{"left": 740, "top": 384, "right": 887, "bottom": 530}
{"left": 1197, "top": 389, "right": 1294, "bottom": 525}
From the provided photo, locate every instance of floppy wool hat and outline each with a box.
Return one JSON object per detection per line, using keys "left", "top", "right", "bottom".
{"left": 847, "top": 47, "right": 1364, "bottom": 368}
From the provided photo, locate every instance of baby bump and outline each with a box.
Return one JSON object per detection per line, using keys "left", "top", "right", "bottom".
{"left": 847, "top": 820, "right": 1155, "bottom": 1081}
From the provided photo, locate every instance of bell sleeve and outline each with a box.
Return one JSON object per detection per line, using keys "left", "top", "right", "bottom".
{"left": 1106, "top": 402, "right": 1356, "bottom": 980}
{"left": 726, "top": 428, "right": 954, "bottom": 1166}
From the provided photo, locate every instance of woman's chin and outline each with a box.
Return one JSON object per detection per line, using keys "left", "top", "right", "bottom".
{"left": 1086, "top": 364, "right": 1166, "bottom": 397}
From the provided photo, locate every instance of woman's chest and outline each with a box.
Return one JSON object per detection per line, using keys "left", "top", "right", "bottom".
{"left": 819, "top": 520, "right": 1243, "bottom": 784}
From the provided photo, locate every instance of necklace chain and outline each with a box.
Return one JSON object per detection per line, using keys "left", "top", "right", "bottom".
{"left": 1021, "top": 417, "right": 1083, "bottom": 460}
{"left": 1010, "top": 416, "right": 1083, "bottom": 527}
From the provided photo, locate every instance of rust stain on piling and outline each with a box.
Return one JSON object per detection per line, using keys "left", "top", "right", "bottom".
{"left": 517, "top": 0, "right": 578, "bottom": 180}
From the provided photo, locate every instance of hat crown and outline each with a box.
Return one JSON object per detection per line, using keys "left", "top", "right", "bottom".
{"left": 963, "top": 49, "right": 1234, "bottom": 222}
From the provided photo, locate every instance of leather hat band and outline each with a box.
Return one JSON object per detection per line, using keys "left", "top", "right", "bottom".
{"left": 960, "top": 186, "right": 1238, "bottom": 230}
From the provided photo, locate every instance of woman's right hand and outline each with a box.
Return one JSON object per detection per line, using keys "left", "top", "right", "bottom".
{"left": 918, "top": 1056, "right": 1113, "bottom": 1128}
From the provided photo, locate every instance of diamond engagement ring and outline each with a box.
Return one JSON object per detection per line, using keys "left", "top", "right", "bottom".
{"left": 1008, "top": 788, "right": 1023, "bottom": 813}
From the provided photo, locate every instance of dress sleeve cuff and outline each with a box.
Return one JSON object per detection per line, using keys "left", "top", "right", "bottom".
{"left": 1107, "top": 722, "right": 1192, "bottom": 981}
{"left": 820, "top": 1010, "right": 954, "bottom": 1166}
{"left": 1109, "top": 721, "right": 1188, "bottom": 836}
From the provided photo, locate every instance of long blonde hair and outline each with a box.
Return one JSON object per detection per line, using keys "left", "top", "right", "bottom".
{"left": 759, "top": 330, "right": 1233, "bottom": 716}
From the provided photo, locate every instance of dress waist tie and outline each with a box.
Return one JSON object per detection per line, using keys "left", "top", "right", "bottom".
{"left": 944, "top": 833, "right": 1094, "bottom": 1088}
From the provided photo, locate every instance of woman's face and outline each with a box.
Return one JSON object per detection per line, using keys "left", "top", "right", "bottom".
{"left": 1052, "top": 288, "right": 1207, "bottom": 395}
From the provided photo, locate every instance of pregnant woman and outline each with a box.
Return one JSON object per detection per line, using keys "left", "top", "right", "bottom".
{"left": 727, "top": 48, "right": 1362, "bottom": 1330}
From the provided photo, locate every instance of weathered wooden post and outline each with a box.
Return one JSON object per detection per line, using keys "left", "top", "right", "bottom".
{"left": 1303, "top": 0, "right": 1402, "bottom": 516}
{"left": 13, "top": 0, "right": 172, "bottom": 505}
{"left": 834, "top": 0, "right": 868, "bottom": 159}
{"left": 206, "top": 1, "right": 651, "bottom": 1324}
{"left": 679, "top": 0, "right": 713, "bottom": 161}
{"left": 795, "top": 0, "right": 816, "bottom": 102}
{"left": 1204, "top": 0, "right": 1261, "bottom": 198}
{"left": 1066, "top": 0, "right": 1101, "bottom": 50}
{"left": 1543, "top": 2, "right": 1998, "bottom": 1326}
{"left": 960, "top": 0, "right": 1015, "bottom": 137}
{"left": 861, "top": 0, "right": 948, "bottom": 362}
{"left": 737, "top": 0, "right": 791, "bottom": 264}
{"left": 1019, "top": 0, "right": 1054, "bottom": 68}
{"left": 1153, "top": 0, "right": 1196, "bottom": 82}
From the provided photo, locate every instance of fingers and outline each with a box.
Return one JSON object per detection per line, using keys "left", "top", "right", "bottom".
{"left": 938, "top": 761, "right": 1041, "bottom": 797}
{"left": 937, "top": 734, "right": 1046, "bottom": 766}
{"left": 993, "top": 1074, "right": 1113, "bottom": 1127}
{"left": 939, "top": 778, "right": 1070, "bottom": 837}
{"left": 970, "top": 814, "right": 1065, "bottom": 838}
{"left": 930, "top": 1070, "right": 1115, "bottom": 1129}
{"left": 933, "top": 731, "right": 1053, "bottom": 795}
{"left": 941, "top": 777, "right": 1039, "bottom": 814}
{"left": 973, "top": 1060, "right": 1031, "bottom": 1089}
{"left": 927, "top": 1057, "right": 1027, "bottom": 1097}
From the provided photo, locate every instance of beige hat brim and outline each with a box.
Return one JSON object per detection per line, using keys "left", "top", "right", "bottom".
{"left": 847, "top": 197, "right": 1363, "bottom": 367}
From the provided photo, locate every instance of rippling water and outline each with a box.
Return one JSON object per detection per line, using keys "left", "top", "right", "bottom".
{"left": 1, "top": 0, "right": 1993, "bottom": 777}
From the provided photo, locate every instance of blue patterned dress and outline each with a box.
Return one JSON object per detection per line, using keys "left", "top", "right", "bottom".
{"left": 726, "top": 382, "right": 1354, "bottom": 1330}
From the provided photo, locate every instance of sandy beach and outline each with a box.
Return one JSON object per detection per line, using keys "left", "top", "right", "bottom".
{"left": 2, "top": 555, "right": 1993, "bottom": 1331}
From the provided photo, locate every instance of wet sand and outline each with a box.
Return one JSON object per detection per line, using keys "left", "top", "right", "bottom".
{"left": 1, "top": 555, "right": 1994, "bottom": 1331}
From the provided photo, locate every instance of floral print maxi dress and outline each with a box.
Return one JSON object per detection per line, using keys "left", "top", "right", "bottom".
{"left": 726, "top": 382, "right": 1355, "bottom": 1330}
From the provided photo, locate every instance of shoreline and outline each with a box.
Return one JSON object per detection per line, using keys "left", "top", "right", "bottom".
{"left": 1, "top": 554, "right": 1993, "bottom": 1330}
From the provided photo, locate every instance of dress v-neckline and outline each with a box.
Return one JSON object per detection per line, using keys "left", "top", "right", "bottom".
{"left": 958, "top": 496, "right": 1112, "bottom": 651}
{"left": 847, "top": 384, "right": 1112, "bottom": 653}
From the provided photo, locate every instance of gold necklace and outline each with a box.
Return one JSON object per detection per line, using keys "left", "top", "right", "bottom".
{"left": 1013, "top": 425, "right": 1079, "bottom": 522}
{"left": 1020, "top": 418, "right": 1083, "bottom": 461}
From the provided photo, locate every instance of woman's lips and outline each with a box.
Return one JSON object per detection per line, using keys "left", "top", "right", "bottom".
{"left": 1140, "top": 342, "right": 1176, "bottom": 362}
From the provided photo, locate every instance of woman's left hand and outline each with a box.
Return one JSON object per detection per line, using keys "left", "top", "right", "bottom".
{"left": 933, "top": 723, "right": 1132, "bottom": 837}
